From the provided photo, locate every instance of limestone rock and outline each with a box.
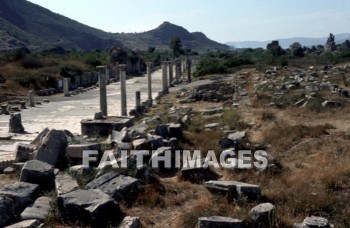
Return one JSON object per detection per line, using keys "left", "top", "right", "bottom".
{"left": 35, "top": 129, "right": 69, "bottom": 169}
{"left": 198, "top": 216, "right": 243, "bottom": 228}
{"left": 20, "top": 196, "right": 51, "bottom": 222}
{"left": 20, "top": 160, "right": 55, "bottom": 191}
{"left": 0, "top": 196, "right": 15, "bottom": 227}
{"left": 55, "top": 173, "right": 79, "bottom": 195}
{"left": 118, "top": 216, "right": 141, "bottom": 228}
{"left": 4, "top": 219, "right": 40, "bottom": 228}
{"left": 0, "top": 182, "right": 39, "bottom": 213}
{"left": 57, "top": 189, "right": 122, "bottom": 227}
{"left": 9, "top": 113, "right": 24, "bottom": 133}
{"left": 249, "top": 202, "right": 275, "bottom": 225}
{"left": 85, "top": 171, "right": 140, "bottom": 204}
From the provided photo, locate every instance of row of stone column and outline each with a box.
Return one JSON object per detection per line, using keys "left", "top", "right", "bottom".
{"left": 95, "top": 59, "right": 191, "bottom": 117}
{"left": 96, "top": 63, "right": 153, "bottom": 117}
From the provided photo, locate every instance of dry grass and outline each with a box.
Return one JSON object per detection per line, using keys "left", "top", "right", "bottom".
{"left": 223, "top": 135, "right": 350, "bottom": 227}
{"left": 263, "top": 122, "right": 334, "bottom": 153}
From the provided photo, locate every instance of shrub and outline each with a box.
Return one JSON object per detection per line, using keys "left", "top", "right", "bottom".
{"left": 13, "top": 73, "right": 43, "bottom": 88}
{"left": 262, "top": 111, "right": 276, "bottom": 121}
{"left": 20, "top": 55, "right": 43, "bottom": 69}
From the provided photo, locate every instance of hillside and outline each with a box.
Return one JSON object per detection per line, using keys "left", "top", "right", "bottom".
{"left": 115, "top": 22, "right": 230, "bottom": 53}
{"left": 0, "top": 1, "right": 228, "bottom": 53}
{"left": 0, "top": 0, "right": 123, "bottom": 51}
{"left": 227, "top": 33, "right": 350, "bottom": 49}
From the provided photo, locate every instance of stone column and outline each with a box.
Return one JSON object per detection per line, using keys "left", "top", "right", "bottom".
{"left": 146, "top": 62, "right": 152, "bottom": 103}
{"left": 119, "top": 64, "right": 127, "bottom": 116}
{"left": 97, "top": 66, "right": 107, "bottom": 116}
{"left": 63, "top": 78, "right": 69, "bottom": 96}
{"left": 105, "top": 66, "right": 110, "bottom": 82}
{"left": 175, "top": 59, "right": 181, "bottom": 82}
{"left": 28, "top": 90, "right": 35, "bottom": 107}
{"left": 115, "top": 62, "right": 119, "bottom": 81}
{"left": 162, "top": 62, "right": 168, "bottom": 94}
{"left": 169, "top": 61, "right": 174, "bottom": 86}
{"left": 187, "top": 58, "right": 192, "bottom": 83}
{"left": 135, "top": 91, "right": 141, "bottom": 111}
{"left": 9, "top": 113, "right": 24, "bottom": 133}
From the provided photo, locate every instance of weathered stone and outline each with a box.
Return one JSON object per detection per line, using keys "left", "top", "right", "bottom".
{"left": 168, "top": 123, "right": 183, "bottom": 138}
{"left": 20, "top": 196, "right": 51, "bottom": 222}
{"left": 0, "top": 196, "right": 15, "bottom": 227}
{"left": 204, "top": 180, "right": 261, "bottom": 201}
{"left": 198, "top": 216, "right": 243, "bottom": 228}
{"left": 85, "top": 171, "right": 140, "bottom": 204}
{"left": 15, "top": 143, "right": 36, "bottom": 162}
{"left": 228, "top": 131, "right": 246, "bottom": 141}
{"left": 0, "top": 182, "right": 39, "bottom": 213}
{"left": 3, "top": 167, "right": 15, "bottom": 174}
{"left": 69, "top": 165, "right": 94, "bottom": 176}
{"left": 205, "top": 123, "right": 221, "bottom": 129}
{"left": 66, "top": 143, "right": 100, "bottom": 158}
{"left": 180, "top": 166, "right": 219, "bottom": 184}
{"left": 155, "top": 124, "right": 169, "bottom": 138}
{"left": 20, "top": 160, "right": 55, "bottom": 191}
{"left": 55, "top": 173, "right": 79, "bottom": 195}
{"left": 132, "top": 138, "right": 150, "bottom": 150}
{"left": 9, "top": 113, "right": 24, "bottom": 133}
{"left": 118, "top": 216, "right": 141, "bottom": 228}
{"left": 219, "top": 138, "right": 236, "bottom": 149}
{"left": 302, "top": 216, "right": 332, "bottom": 228}
{"left": 57, "top": 189, "right": 122, "bottom": 227}
{"left": 4, "top": 219, "right": 40, "bottom": 228}
{"left": 249, "top": 203, "right": 275, "bottom": 225}
{"left": 35, "top": 129, "right": 69, "bottom": 169}
{"left": 321, "top": 101, "right": 342, "bottom": 108}
{"left": 168, "top": 137, "right": 179, "bottom": 149}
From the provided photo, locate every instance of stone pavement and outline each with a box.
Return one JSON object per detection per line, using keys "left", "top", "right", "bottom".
{"left": 0, "top": 69, "right": 165, "bottom": 161}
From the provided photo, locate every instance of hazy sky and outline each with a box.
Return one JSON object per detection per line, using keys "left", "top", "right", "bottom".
{"left": 27, "top": 0, "right": 350, "bottom": 43}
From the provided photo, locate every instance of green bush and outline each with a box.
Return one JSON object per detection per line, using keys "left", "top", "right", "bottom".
{"left": 20, "top": 55, "right": 43, "bottom": 69}
{"left": 13, "top": 73, "right": 43, "bottom": 88}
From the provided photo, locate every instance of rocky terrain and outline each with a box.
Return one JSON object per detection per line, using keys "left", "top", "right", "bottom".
{"left": 0, "top": 61, "right": 349, "bottom": 227}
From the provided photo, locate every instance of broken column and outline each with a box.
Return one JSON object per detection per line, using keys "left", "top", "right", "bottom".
{"left": 169, "top": 61, "right": 174, "bottom": 86}
{"left": 175, "top": 59, "right": 181, "bottom": 82}
{"left": 63, "top": 78, "right": 69, "bottom": 96}
{"left": 146, "top": 62, "right": 152, "bottom": 104}
{"left": 9, "top": 112, "right": 24, "bottom": 133}
{"left": 187, "top": 58, "right": 192, "bottom": 83}
{"left": 105, "top": 66, "right": 110, "bottom": 82}
{"left": 135, "top": 91, "right": 141, "bottom": 112}
{"left": 97, "top": 66, "right": 108, "bottom": 116}
{"left": 162, "top": 61, "right": 168, "bottom": 94}
{"left": 119, "top": 64, "right": 127, "bottom": 116}
{"left": 28, "top": 90, "right": 35, "bottom": 107}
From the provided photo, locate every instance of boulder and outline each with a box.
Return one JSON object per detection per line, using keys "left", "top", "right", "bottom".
{"left": 118, "top": 216, "right": 141, "bottom": 228}
{"left": 0, "top": 182, "right": 39, "bottom": 213}
{"left": 15, "top": 144, "right": 36, "bottom": 162}
{"left": 198, "top": 216, "right": 243, "bottom": 228}
{"left": 35, "top": 129, "right": 69, "bottom": 169}
{"left": 69, "top": 165, "right": 94, "bottom": 176}
{"left": 66, "top": 143, "right": 100, "bottom": 159}
{"left": 132, "top": 138, "right": 150, "bottom": 150}
{"left": 168, "top": 123, "right": 183, "bottom": 138}
{"left": 20, "top": 196, "right": 51, "bottom": 222}
{"left": 0, "top": 196, "right": 15, "bottom": 227}
{"left": 249, "top": 203, "right": 275, "bottom": 225}
{"left": 179, "top": 166, "right": 219, "bottom": 184}
{"left": 228, "top": 131, "right": 246, "bottom": 141}
{"left": 155, "top": 124, "right": 169, "bottom": 138}
{"left": 55, "top": 173, "right": 79, "bottom": 195}
{"left": 9, "top": 113, "right": 24, "bottom": 133}
{"left": 4, "top": 219, "right": 40, "bottom": 228}
{"left": 204, "top": 180, "right": 261, "bottom": 201}
{"left": 85, "top": 171, "right": 140, "bottom": 204}
{"left": 57, "top": 189, "right": 122, "bottom": 228}
{"left": 20, "top": 160, "right": 55, "bottom": 191}
{"left": 321, "top": 101, "right": 342, "bottom": 108}
{"left": 302, "top": 216, "right": 332, "bottom": 228}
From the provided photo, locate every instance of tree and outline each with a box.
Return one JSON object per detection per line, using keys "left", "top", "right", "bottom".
{"left": 290, "top": 42, "right": 304, "bottom": 57}
{"left": 266, "top": 40, "right": 283, "bottom": 56}
{"left": 170, "top": 37, "right": 183, "bottom": 58}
